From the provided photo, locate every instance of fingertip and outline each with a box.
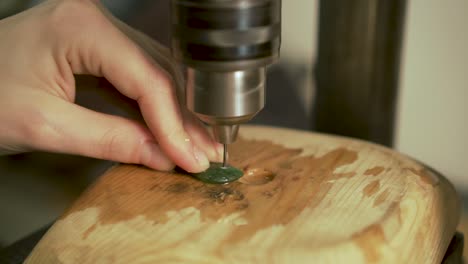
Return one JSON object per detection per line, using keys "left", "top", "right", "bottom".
{"left": 151, "top": 128, "right": 210, "bottom": 173}
{"left": 189, "top": 143, "right": 210, "bottom": 173}
{"left": 195, "top": 140, "right": 222, "bottom": 164}
{"left": 182, "top": 111, "right": 223, "bottom": 163}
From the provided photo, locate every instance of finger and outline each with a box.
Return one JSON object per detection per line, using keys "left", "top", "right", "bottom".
{"left": 23, "top": 95, "right": 174, "bottom": 171}
{"left": 138, "top": 93, "right": 210, "bottom": 173}
{"left": 99, "top": 20, "right": 224, "bottom": 162}
{"left": 100, "top": 12, "right": 186, "bottom": 103}
{"left": 63, "top": 2, "right": 209, "bottom": 172}
{"left": 102, "top": 14, "right": 223, "bottom": 164}
{"left": 182, "top": 109, "right": 224, "bottom": 162}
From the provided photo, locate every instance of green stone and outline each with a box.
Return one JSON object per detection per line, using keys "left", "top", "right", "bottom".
{"left": 192, "top": 162, "right": 243, "bottom": 184}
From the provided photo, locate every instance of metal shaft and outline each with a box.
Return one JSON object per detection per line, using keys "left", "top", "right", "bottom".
{"left": 223, "top": 144, "right": 228, "bottom": 167}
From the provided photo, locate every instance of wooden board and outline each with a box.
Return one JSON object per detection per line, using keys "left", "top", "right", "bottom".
{"left": 26, "top": 126, "right": 460, "bottom": 263}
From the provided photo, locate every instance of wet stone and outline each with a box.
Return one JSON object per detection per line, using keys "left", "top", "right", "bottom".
{"left": 192, "top": 162, "right": 243, "bottom": 184}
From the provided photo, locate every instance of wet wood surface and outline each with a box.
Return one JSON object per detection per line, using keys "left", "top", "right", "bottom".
{"left": 26, "top": 126, "right": 460, "bottom": 263}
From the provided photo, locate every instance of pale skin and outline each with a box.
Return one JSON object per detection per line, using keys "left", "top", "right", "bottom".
{"left": 0, "top": 0, "right": 223, "bottom": 173}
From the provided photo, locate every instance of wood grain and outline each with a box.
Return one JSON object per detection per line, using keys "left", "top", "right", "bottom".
{"left": 26, "top": 126, "right": 460, "bottom": 263}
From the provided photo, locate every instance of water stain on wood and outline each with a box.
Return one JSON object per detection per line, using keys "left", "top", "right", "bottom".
{"left": 363, "top": 180, "right": 381, "bottom": 197}
{"left": 408, "top": 168, "right": 439, "bottom": 186}
{"left": 165, "top": 182, "right": 190, "bottom": 193}
{"left": 239, "top": 167, "right": 276, "bottom": 185}
{"left": 373, "top": 189, "right": 390, "bottom": 207}
{"left": 333, "top": 172, "right": 356, "bottom": 179}
{"left": 63, "top": 138, "right": 358, "bottom": 243}
{"left": 364, "top": 166, "right": 385, "bottom": 176}
{"left": 201, "top": 186, "right": 245, "bottom": 204}
{"left": 262, "top": 186, "right": 281, "bottom": 198}
{"left": 82, "top": 223, "right": 97, "bottom": 240}
{"left": 278, "top": 161, "right": 293, "bottom": 169}
{"left": 352, "top": 224, "right": 386, "bottom": 262}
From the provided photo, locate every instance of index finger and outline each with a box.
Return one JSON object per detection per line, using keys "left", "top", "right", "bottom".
{"left": 63, "top": 1, "right": 209, "bottom": 172}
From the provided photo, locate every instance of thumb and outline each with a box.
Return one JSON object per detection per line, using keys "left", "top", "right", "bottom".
{"left": 25, "top": 95, "right": 174, "bottom": 171}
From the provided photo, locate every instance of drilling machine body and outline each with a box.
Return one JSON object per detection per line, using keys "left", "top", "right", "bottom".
{"left": 171, "top": 0, "right": 281, "bottom": 145}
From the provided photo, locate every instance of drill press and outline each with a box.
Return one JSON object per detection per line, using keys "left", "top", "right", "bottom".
{"left": 171, "top": 0, "right": 281, "bottom": 166}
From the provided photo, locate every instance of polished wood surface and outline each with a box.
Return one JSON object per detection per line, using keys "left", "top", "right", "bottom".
{"left": 26, "top": 126, "right": 460, "bottom": 263}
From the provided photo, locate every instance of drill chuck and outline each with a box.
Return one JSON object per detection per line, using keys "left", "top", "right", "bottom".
{"left": 171, "top": 0, "right": 281, "bottom": 144}
{"left": 187, "top": 68, "right": 265, "bottom": 143}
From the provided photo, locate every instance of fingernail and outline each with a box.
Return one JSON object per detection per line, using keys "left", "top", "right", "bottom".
{"left": 192, "top": 144, "right": 209, "bottom": 169}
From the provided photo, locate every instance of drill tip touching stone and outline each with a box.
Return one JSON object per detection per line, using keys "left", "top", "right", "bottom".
{"left": 191, "top": 162, "right": 243, "bottom": 184}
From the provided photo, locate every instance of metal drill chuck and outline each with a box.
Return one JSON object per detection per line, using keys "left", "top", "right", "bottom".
{"left": 171, "top": 0, "right": 281, "bottom": 144}
{"left": 187, "top": 68, "right": 265, "bottom": 143}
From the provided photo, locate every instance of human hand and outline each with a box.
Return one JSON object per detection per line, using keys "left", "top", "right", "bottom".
{"left": 0, "top": 0, "right": 223, "bottom": 173}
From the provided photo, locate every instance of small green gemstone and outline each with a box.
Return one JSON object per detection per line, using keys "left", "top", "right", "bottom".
{"left": 192, "top": 162, "right": 243, "bottom": 184}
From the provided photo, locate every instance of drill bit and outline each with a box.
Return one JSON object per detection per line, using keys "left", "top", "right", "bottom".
{"left": 222, "top": 144, "right": 228, "bottom": 167}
